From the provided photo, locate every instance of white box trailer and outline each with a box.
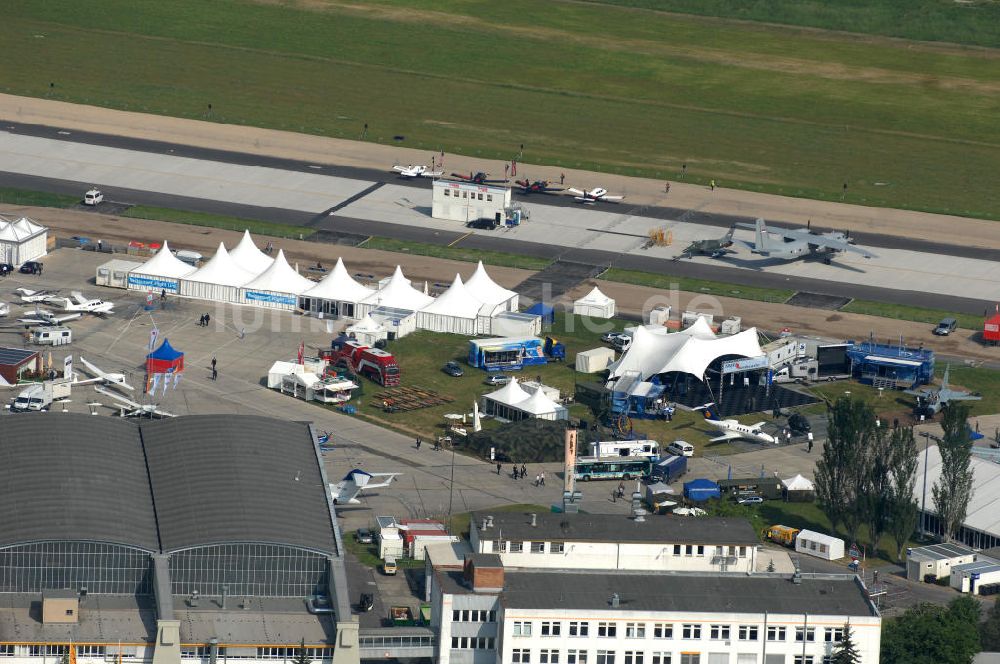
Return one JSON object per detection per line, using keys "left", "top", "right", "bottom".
{"left": 96, "top": 259, "right": 143, "bottom": 289}
{"left": 795, "top": 529, "right": 844, "bottom": 560}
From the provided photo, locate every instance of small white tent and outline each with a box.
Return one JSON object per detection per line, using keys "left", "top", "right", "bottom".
{"left": 300, "top": 257, "right": 375, "bottom": 319}
{"left": 481, "top": 377, "right": 532, "bottom": 420}
{"left": 345, "top": 314, "right": 388, "bottom": 346}
{"left": 179, "top": 242, "right": 255, "bottom": 303}
{"left": 229, "top": 230, "right": 274, "bottom": 275}
{"left": 127, "top": 240, "right": 196, "bottom": 294}
{"left": 512, "top": 388, "right": 566, "bottom": 421}
{"left": 573, "top": 286, "right": 616, "bottom": 319}
{"left": 0, "top": 215, "right": 47, "bottom": 265}
{"left": 359, "top": 266, "right": 434, "bottom": 316}
{"left": 241, "top": 249, "right": 315, "bottom": 309}
{"left": 417, "top": 273, "right": 485, "bottom": 335}
{"left": 464, "top": 261, "right": 518, "bottom": 312}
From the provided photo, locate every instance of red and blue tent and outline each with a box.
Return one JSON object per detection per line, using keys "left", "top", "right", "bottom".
{"left": 146, "top": 338, "right": 184, "bottom": 375}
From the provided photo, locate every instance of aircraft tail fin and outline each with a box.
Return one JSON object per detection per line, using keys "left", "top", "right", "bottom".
{"left": 724, "top": 226, "right": 735, "bottom": 243}
{"left": 942, "top": 364, "right": 950, "bottom": 390}
{"left": 697, "top": 403, "right": 721, "bottom": 421}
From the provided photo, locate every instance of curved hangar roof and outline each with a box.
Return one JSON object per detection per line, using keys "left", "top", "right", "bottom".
{"left": 0, "top": 413, "right": 336, "bottom": 555}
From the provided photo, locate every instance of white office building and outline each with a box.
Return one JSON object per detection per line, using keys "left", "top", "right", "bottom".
{"left": 433, "top": 180, "right": 511, "bottom": 224}
{"left": 429, "top": 555, "right": 882, "bottom": 664}
{"left": 470, "top": 512, "right": 760, "bottom": 573}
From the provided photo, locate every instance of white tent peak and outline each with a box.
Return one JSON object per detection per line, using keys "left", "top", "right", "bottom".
{"left": 229, "top": 229, "right": 273, "bottom": 275}
{"left": 485, "top": 376, "right": 531, "bottom": 406}
{"left": 782, "top": 474, "right": 815, "bottom": 491}
{"left": 303, "top": 257, "right": 375, "bottom": 302}
{"left": 243, "top": 249, "right": 314, "bottom": 294}
{"left": 515, "top": 387, "right": 560, "bottom": 415}
{"left": 348, "top": 313, "right": 385, "bottom": 333}
{"left": 186, "top": 242, "right": 255, "bottom": 287}
{"left": 363, "top": 265, "right": 433, "bottom": 310}
{"left": 420, "top": 273, "right": 484, "bottom": 317}
{"left": 680, "top": 316, "right": 717, "bottom": 339}
{"left": 465, "top": 260, "right": 518, "bottom": 307}
{"left": 132, "top": 240, "right": 197, "bottom": 279}
{"left": 578, "top": 286, "right": 611, "bottom": 303}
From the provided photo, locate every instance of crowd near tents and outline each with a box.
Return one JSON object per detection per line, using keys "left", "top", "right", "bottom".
{"left": 123, "top": 231, "right": 533, "bottom": 334}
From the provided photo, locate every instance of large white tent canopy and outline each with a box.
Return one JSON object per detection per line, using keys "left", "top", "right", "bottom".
{"left": 300, "top": 257, "right": 375, "bottom": 318}
{"left": 241, "top": 249, "right": 315, "bottom": 309}
{"left": 417, "top": 274, "right": 485, "bottom": 335}
{"left": 229, "top": 229, "right": 274, "bottom": 274}
{"left": 464, "top": 261, "right": 518, "bottom": 311}
{"left": 360, "top": 266, "right": 434, "bottom": 314}
{"left": 127, "top": 240, "right": 196, "bottom": 294}
{"left": 180, "top": 242, "right": 255, "bottom": 303}
{"left": 481, "top": 377, "right": 567, "bottom": 421}
{"left": 609, "top": 323, "right": 763, "bottom": 381}
{"left": 0, "top": 215, "right": 47, "bottom": 265}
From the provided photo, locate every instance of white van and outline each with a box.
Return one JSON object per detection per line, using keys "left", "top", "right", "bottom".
{"left": 382, "top": 557, "right": 398, "bottom": 576}
{"left": 667, "top": 440, "right": 695, "bottom": 457}
{"left": 32, "top": 326, "right": 72, "bottom": 346}
{"left": 84, "top": 188, "right": 104, "bottom": 206}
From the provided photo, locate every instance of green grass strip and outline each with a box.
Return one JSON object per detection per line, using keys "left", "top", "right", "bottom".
{"left": 122, "top": 205, "right": 314, "bottom": 239}
{"left": 0, "top": 188, "right": 79, "bottom": 208}
{"left": 363, "top": 236, "right": 552, "bottom": 271}
{"left": 600, "top": 268, "right": 795, "bottom": 303}
{"left": 842, "top": 300, "right": 981, "bottom": 331}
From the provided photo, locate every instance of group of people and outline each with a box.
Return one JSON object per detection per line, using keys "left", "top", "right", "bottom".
{"left": 197, "top": 313, "right": 212, "bottom": 327}
{"left": 498, "top": 463, "right": 545, "bottom": 486}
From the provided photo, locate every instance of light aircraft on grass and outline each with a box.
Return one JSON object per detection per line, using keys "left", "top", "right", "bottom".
{"left": 331, "top": 468, "right": 401, "bottom": 504}
{"left": 72, "top": 356, "right": 134, "bottom": 391}
{"left": 567, "top": 187, "right": 625, "bottom": 204}
{"left": 48, "top": 291, "right": 115, "bottom": 315}
{"left": 698, "top": 404, "right": 776, "bottom": 445}
{"left": 734, "top": 218, "right": 876, "bottom": 264}
{"left": 392, "top": 164, "right": 443, "bottom": 179}
{"left": 95, "top": 385, "right": 174, "bottom": 418}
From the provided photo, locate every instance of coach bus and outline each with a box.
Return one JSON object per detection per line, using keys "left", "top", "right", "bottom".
{"left": 573, "top": 456, "right": 653, "bottom": 482}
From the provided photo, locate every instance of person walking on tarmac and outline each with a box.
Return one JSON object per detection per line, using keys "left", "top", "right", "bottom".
{"left": 496, "top": 462, "right": 502, "bottom": 475}
{"left": 415, "top": 437, "right": 422, "bottom": 451}
{"left": 521, "top": 463, "right": 527, "bottom": 479}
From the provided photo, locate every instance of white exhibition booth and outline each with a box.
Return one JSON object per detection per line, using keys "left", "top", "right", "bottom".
{"left": 127, "top": 240, "right": 195, "bottom": 294}
{"left": 0, "top": 216, "right": 47, "bottom": 266}
{"left": 481, "top": 377, "right": 568, "bottom": 422}
{"left": 573, "top": 286, "right": 616, "bottom": 319}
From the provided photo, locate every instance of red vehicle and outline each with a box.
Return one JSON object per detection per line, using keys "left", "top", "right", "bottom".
{"left": 322, "top": 338, "right": 400, "bottom": 387}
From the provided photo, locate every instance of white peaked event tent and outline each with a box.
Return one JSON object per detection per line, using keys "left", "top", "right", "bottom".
{"left": 513, "top": 387, "right": 567, "bottom": 421}
{"left": 240, "top": 250, "right": 315, "bottom": 309}
{"left": 417, "top": 274, "right": 485, "bottom": 335}
{"left": 481, "top": 377, "right": 532, "bottom": 420}
{"left": 464, "top": 261, "right": 518, "bottom": 312}
{"left": 358, "top": 266, "right": 434, "bottom": 316}
{"left": 127, "top": 241, "right": 195, "bottom": 294}
{"left": 608, "top": 322, "right": 763, "bottom": 382}
{"left": 573, "top": 286, "right": 616, "bottom": 319}
{"left": 0, "top": 215, "right": 47, "bottom": 265}
{"left": 179, "top": 242, "right": 255, "bottom": 303}
{"left": 300, "top": 258, "right": 375, "bottom": 318}
{"left": 345, "top": 314, "right": 388, "bottom": 346}
{"left": 229, "top": 229, "right": 274, "bottom": 274}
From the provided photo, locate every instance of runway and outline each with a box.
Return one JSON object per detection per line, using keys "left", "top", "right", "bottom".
{"left": 0, "top": 124, "right": 994, "bottom": 316}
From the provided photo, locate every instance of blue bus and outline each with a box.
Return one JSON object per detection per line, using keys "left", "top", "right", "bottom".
{"left": 574, "top": 457, "right": 653, "bottom": 482}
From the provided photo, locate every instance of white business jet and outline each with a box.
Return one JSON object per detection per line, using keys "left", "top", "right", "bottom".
{"left": 698, "top": 404, "right": 776, "bottom": 445}
{"left": 330, "top": 468, "right": 401, "bottom": 504}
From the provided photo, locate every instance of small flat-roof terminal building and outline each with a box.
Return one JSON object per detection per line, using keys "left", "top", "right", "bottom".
{"left": 0, "top": 413, "right": 364, "bottom": 664}
{"left": 432, "top": 180, "right": 511, "bottom": 224}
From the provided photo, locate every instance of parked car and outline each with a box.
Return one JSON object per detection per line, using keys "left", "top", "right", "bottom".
{"left": 358, "top": 593, "right": 374, "bottom": 612}
{"left": 610, "top": 334, "right": 632, "bottom": 351}
{"left": 933, "top": 317, "right": 958, "bottom": 336}
{"left": 484, "top": 374, "right": 510, "bottom": 386}
{"left": 83, "top": 188, "right": 104, "bottom": 206}
{"left": 787, "top": 412, "right": 811, "bottom": 434}
{"left": 355, "top": 528, "right": 373, "bottom": 544}
{"left": 19, "top": 261, "right": 42, "bottom": 275}
{"left": 737, "top": 496, "right": 764, "bottom": 505}
{"left": 601, "top": 331, "right": 620, "bottom": 343}
{"left": 306, "top": 595, "right": 334, "bottom": 614}
{"left": 667, "top": 440, "right": 694, "bottom": 457}
{"left": 467, "top": 217, "right": 499, "bottom": 230}
{"left": 442, "top": 361, "right": 464, "bottom": 377}
{"left": 0, "top": 263, "right": 13, "bottom": 276}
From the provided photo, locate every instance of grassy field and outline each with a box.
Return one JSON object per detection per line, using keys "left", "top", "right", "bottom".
{"left": 0, "top": 188, "right": 77, "bottom": 208}
{"left": 600, "top": 268, "right": 795, "bottom": 304}
{"left": 4, "top": 0, "right": 1000, "bottom": 220}
{"left": 123, "top": 206, "right": 315, "bottom": 239}
{"left": 842, "top": 300, "right": 982, "bottom": 331}
{"left": 590, "top": 0, "right": 1000, "bottom": 48}
{"left": 363, "top": 237, "right": 551, "bottom": 271}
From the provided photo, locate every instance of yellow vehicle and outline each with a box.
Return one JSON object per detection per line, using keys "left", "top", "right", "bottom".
{"left": 382, "top": 557, "right": 398, "bottom": 576}
{"left": 764, "top": 525, "right": 800, "bottom": 547}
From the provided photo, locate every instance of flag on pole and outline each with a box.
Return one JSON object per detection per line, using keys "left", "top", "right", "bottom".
{"left": 297, "top": 341, "right": 305, "bottom": 365}
{"left": 149, "top": 327, "right": 159, "bottom": 352}
{"left": 150, "top": 373, "right": 161, "bottom": 395}
{"left": 173, "top": 373, "right": 182, "bottom": 390}
{"left": 511, "top": 160, "right": 517, "bottom": 176}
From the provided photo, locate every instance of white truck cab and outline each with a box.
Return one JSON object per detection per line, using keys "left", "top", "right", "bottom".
{"left": 84, "top": 188, "right": 104, "bottom": 206}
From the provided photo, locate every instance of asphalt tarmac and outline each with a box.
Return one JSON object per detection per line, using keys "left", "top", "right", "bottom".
{"left": 0, "top": 122, "right": 992, "bottom": 316}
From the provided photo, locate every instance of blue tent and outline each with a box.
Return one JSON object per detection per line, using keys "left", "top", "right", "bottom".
{"left": 683, "top": 478, "right": 721, "bottom": 502}
{"left": 527, "top": 303, "right": 555, "bottom": 325}
{"left": 146, "top": 338, "right": 185, "bottom": 373}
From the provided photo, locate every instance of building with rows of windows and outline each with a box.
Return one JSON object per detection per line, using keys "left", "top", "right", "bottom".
{"left": 429, "top": 555, "right": 881, "bottom": 664}
{"left": 0, "top": 413, "right": 361, "bottom": 664}
{"left": 470, "top": 512, "right": 761, "bottom": 573}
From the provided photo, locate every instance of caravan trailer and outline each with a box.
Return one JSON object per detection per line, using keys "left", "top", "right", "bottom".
{"left": 590, "top": 440, "right": 660, "bottom": 460}
{"left": 31, "top": 326, "right": 72, "bottom": 346}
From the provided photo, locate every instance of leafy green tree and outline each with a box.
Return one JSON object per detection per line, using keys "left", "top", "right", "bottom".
{"left": 881, "top": 597, "right": 981, "bottom": 664}
{"left": 863, "top": 423, "right": 894, "bottom": 553}
{"left": 980, "top": 596, "right": 1000, "bottom": 650}
{"left": 885, "top": 426, "right": 920, "bottom": 560}
{"left": 830, "top": 623, "right": 861, "bottom": 664}
{"left": 815, "top": 397, "right": 876, "bottom": 541}
{"left": 933, "top": 403, "right": 975, "bottom": 542}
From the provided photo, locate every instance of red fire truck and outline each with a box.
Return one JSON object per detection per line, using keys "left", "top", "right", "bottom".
{"left": 322, "top": 338, "right": 401, "bottom": 387}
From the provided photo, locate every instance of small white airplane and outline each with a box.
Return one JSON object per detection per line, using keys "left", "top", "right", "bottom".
{"left": 392, "top": 164, "right": 443, "bottom": 179}
{"left": 734, "top": 218, "right": 877, "bottom": 264}
{"left": 330, "top": 468, "right": 401, "bottom": 504}
{"left": 15, "top": 287, "right": 60, "bottom": 303}
{"left": 95, "top": 386, "right": 174, "bottom": 418}
{"left": 698, "top": 404, "right": 776, "bottom": 445}
{"left": 567, "top": 187, "right": 625, "bottom": 204}
{"left": 49, "top": 291, "right": 115, "bottom": 315}
{"left": 17, "top": 307, "right": 81, "bottom": 326}
{"left": 72, "top": 356, "right": 134, "bottom": 391}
